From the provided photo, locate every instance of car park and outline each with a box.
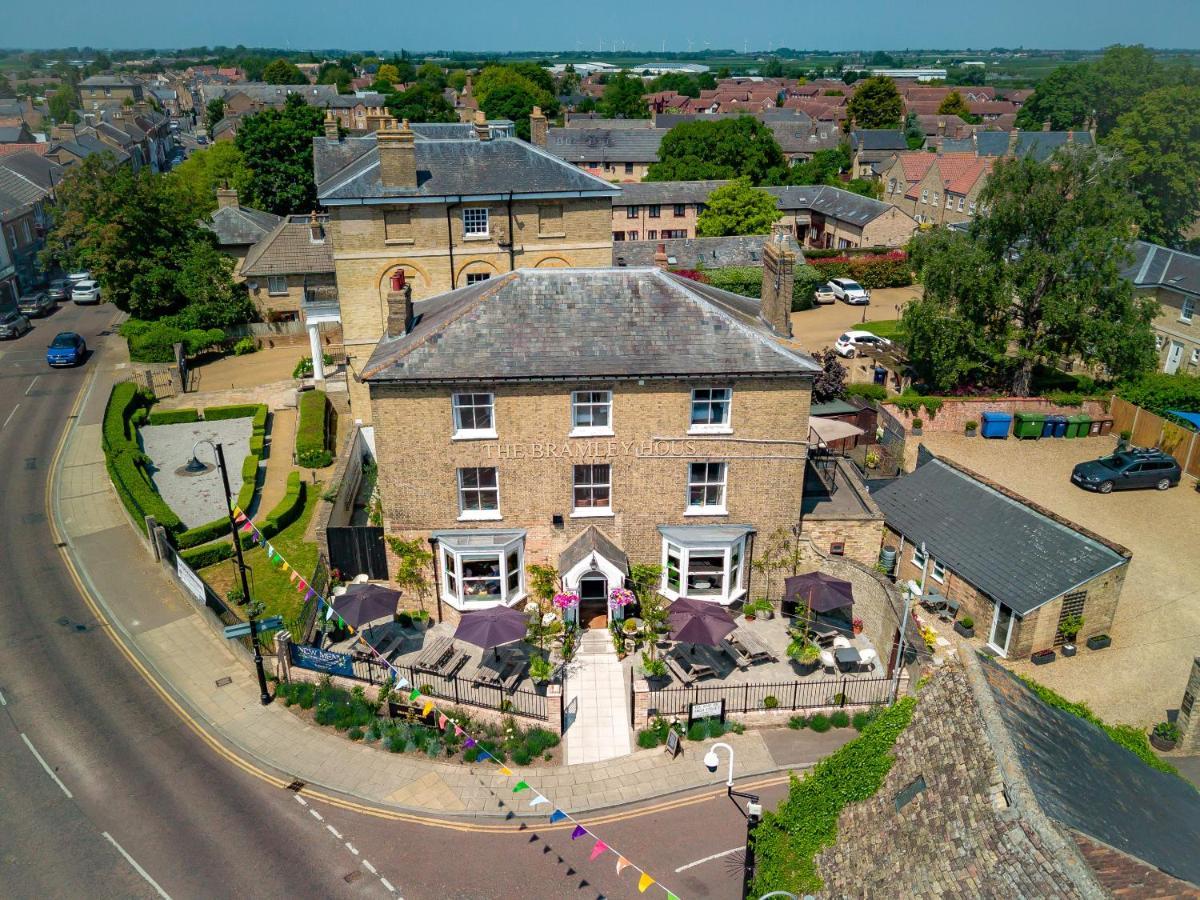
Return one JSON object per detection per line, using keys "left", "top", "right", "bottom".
{"left": 47, "top": 278, "right": 71, "bottom": 301}
{"left": 71, "top": 280, "right": 101, "bottom": 304}
{"left": 813, "top": 282, "right": 837, "bottom": 305}
{"left": 0, "top": 310, "right": 32, "bottom": 339}
{"left": 830, "top": 277, "right": 870, "bottom": 305}
{"left": 1071, "top": 448, "right": 1182, "bottom": 493}
{"left": 18, "top": 291, "right": 54, "bottom": 318}
{"left": 834, "top": 330, "right": 892, "bottom": 358}
{"left": 46, "top": 331, "right": 87, "bottom": 367}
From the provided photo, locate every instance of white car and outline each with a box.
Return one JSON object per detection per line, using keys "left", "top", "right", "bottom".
{"left": 813, "top": 282, "right": 837, "bottom": 305}
{"left": 67, "top": 270, "right": 91, "bottom": 283}
{"left": 71, "top": 280, "right": 101, "bottom": 304}
{"left": 830, "top": 277, "right": 870, "bottom": 305}
{"left": 834, "top": 330, "right": 892, "bottom": 358}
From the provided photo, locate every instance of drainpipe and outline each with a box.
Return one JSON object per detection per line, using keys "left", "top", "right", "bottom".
{"left": 506, "top": 191, "right": 515, "bottom": 273}
{"left": 427, "top": 536, "right": 443, "bottom": 625}
{"left": 444, "top": 198, "right": 460, "bottom": 289}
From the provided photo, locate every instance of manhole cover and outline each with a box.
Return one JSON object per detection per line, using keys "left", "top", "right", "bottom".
{"left": 286, "top": 779, "right": 306, "bottom": 792}
{"left": 343, "top": 871, "right": 362, "bottom": 884}
{"left": 215, "top": 676, "right": 233, "bottom": 687}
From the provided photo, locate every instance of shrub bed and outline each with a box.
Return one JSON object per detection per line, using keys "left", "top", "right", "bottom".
{"left": 808, "top": 253, "right": 913, "bottom": 289}
{"left": 147, "top": 407, "right": 201, "bottom": 426}
{"left": 102, "top": 382, "right": 146, "bottom": 452}
{"left": 179, "top": 541, "right": 235, "bottom": 568}
{"left": 259, "top": 472, "right": 306, "bottom": 540}
{"left": 121, "top": 320, "right": 227, "bottom": 363}
{"left": 296, "top": 390, "right": 333, "bottom": 468}
{"left": 107, "top": 447, "right": 183, "bottom": 535}
{"left": 845, "top": 383, "right": 887, "bottom": 403}
{"left": 236, "top": 453, "right": 260, "bottom": 512}
{"left": 176, "top": 515, "right": 234, "bottom": 549}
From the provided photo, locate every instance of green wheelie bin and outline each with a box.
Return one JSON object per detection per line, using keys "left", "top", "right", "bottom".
{"left": 1065, "top": 413, "right": 1091, "bottom": 438}
{"left": 1013, "top": 412, "right": 1047, "bottom": 439}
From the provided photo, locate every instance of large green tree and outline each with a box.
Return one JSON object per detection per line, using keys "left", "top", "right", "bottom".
{"left": 648, "top": 117, "right": 786, "bottom": 184}
{"left": 386, "top": 81, "right": 456, "bottom": 123}
{"left": 847, "top": 76, "right": 903, "bottom": 129}
{"left": 903, "top": 146, "right": 1157, "bottom": 395}
{"left": 648, "top": 72, "right": 700, "bottom": 98}
{"left": 234, "top": 94, "right": 324, "bottom": 215}
{"left": 480, "top": 82, "right": 539, "bottom": 141}
{"left": 262, "top": 58, "right": 308, "bottom": 85}
{"left": 696, "top": 178, "right": 781, "bottom": 237}
{"left": 598, "top": 71, "right": 649, "bottom": 119}
{"left": 474, "top": 65, "right": 558, "bottom": 119}
{"left": 937, "top": 91, "right": 978, "bottom": 123}
{"left": 48, "top": 83, "right": 77, "bottom": 124}
{"left": 166, "top": 141, "right": 251, "bottom": 218}
{"left": 0, "top": 75, "right": 15, "bottom": 99}
{"left": 205, "top": 97, "right": 225, "bottom": 130}
{"left": 1107, "top": 85, "right": 1200, "bottom": 247}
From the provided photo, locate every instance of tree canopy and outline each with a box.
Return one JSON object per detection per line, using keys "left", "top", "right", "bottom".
{"left": 48, "top": 83, "right": 77, "bottom": 124}
{"left": 647, "top": 72, "right": 701, "bottom": 98}
{"left": 847, "top": 76, "right": 903, "bottom": 129}
{"left": 695, "top": 178, "right": 782, "bottom": 237}
{"left": 474, "top": 64, "right": 558, "bottom": 125}
{"left": 903, "top": 146, "right": 1156, "bottom": 395}
{"left": 166, "top": 141, "right": 251, "bottom": 219}
{"left": 936, "top": 91, "right": 976, "bottom": 122}
{"left": 598, "top": 71, "right": 649, "bottom": 119}
{"left": 234, "top": 94, "right": 325, "bottom": 215}
{"left": 648, "top": 117, "right": 786, "bottom": 184}
{"left": 1014, "top": 62, "right": 1093, "bottom": 131}
{"left": 262, "top": 58, "right": 308, "bottom": 85}
{"left": 204, "top": 97, "right": 225, "bottom": 130}
{"left": 386, "top": 80, "right": 458, "bottom": 124}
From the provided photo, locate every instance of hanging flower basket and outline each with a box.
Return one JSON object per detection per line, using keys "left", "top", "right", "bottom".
{"left": 609, "top": 587, "right": 635, "bottom": 609}
{"left": 552, "top": 591, "right": 580, "bottom": 611}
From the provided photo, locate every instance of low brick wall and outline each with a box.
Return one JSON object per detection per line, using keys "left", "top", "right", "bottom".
{"left": 885, "top": 397, "right": 1110, "bottom": 434}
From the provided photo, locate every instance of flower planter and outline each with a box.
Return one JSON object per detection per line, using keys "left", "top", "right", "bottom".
{"left": 1150, "top": 733, "right": 1177, "bottom": 752}
{"left": 1061, "top": 643, "right": 1077, "bottom": 657}
{"left": 1086, "top": 634, "right": 1111, "bottom": 651}
{"left": 953, "top": 621, "right": 975, "bottom": 638}
{"left": 965, "top": 427, "right": 977, "bottom": 438}
{"left": 911, "top": 427, "right": 923, "bottom": 436}
{"left": 1031, "top": 649, "right": 1056, "bottom": 665}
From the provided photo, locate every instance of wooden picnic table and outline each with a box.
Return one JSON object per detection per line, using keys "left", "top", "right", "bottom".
{"left": 415, "top": 636, "right": 454, "bottom": 673}
{"left": 664, "top": 652, "right": 694, "bottom": 686}
{"left": 720, "top": 639, "right": 751, "bottom": 670}
{"left": 731, "top": 627, "right": 777, "bottom": 662}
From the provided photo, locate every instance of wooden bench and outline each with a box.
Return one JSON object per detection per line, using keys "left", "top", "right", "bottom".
{"left": 732, "top": 627, "right": 778, "bottom": 663}
{"left": 665, "top": 653, "right": 695, "bottom": 686}
{"left": 720, "top": 639, "right": 751, "bottom": 670}
{"left": 415, "top": 636, "right": 453, "bottom": 673}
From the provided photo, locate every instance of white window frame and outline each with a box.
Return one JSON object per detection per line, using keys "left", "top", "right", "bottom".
{"left": 456, "top": 466, "right": 501, "bottom": 520}
{"left": 571, "top": 463, "right": 612, "bottom": 517}
{"left": 451, "top": 392, "right": 496, "bottom": 439}
{"left": 1181, "top": 297, "right": 1195, "bottom": 324}
{"left": 945, "top": 195, "right": 953, "bottom": 209}
{"left": 957, "top": 196, "right": 965, "bottom": 211}
{"left": 462, "top": 206, "right": 489, "bottom": 237}
{"left": 267, "top": 275, "right": 287, "bottom": 296}
{"left": 1192, "top": 348, "right": 1200, "bottom": 365}
{"left": 659, "top": 535, "right": 747, "bottom": 604}
{"left": 930, "top": 559, "right": 946, "bottom": 583}
{"left": 968, "top": 200, "right": 977, "bottom": 215}
{"left": 1155, "top": 334, "right": 1164, "bottom": 351}
{"left": 689, "top": 387, "right": 732, "bottom": 434}
{"left": 570, "top": 389, "right": 613, "bottom": 436}
{"left": 686, "top": 461, "right": 728, "bottom": 515}
{"left": 920, "top": 189, "right": 928, "bottom": 204}
{"left": 911, "top": 545, "right": 927, "bottom": 569}
{"left": 440, "top": 537, "right": 524, "bottom": 607}
{"left": 465, "top": 272, "right": 491, "bottom": 286}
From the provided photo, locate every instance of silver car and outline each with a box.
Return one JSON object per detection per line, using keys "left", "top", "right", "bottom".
{"left": 0, "top": 310, "right": 32, "bottom": 339}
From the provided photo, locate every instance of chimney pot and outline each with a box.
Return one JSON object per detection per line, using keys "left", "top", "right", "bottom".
{"left": 308, "top": 211, "right": 324, "bottom": 242}
{"left": 377, "top": 118, "right": 417, "bottom": 188}
{"left": 386, "top": 278, "right": 414, "bottom": 338}
{"left": 323, "top": 108, "right": 339, "bottom": 141}
{"left": 653, "top": 243, "right": 669, "bottom": 269}
{"left": 1042, "top": 119, "right": 1052, "bottom": 132}
{"left": 216, "top": 187, "right": 238, "bottom": 209}
{"left": 529, "top": 105, "right": 548, "bottom": 148}
{"left": 474, "top": 109, "right": 490, "bottom": 141}
{"left": 760, "top": 224, "right": 795, "bottom": 338}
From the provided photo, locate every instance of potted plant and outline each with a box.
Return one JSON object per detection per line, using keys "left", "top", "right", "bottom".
{"left": 1031, "top": 648, "right": 1056, "bottom": 665}
{"left": 851, "top": 616, "right": 864, "bottom": 636}
{"left": 964, "top": 419, "right": 978, "bottom": 437}
{"left": 864, "top": 450, "right": 880, "bottom": 469}
{"left": 787, "top": 637, "right": 821, "bottom": 672}
{"left": 1117, "top": 429, "right": 1132, "bottom": 451}
{"left": 743, "top": 598, "right": 774, "bottom": 621}
{"left": 528, "top": 654, "right": 554, "bottom": 685}
{"left": 1058, "top": 614, "right": 1084, "bottom": 657}
{"left": 1086, "top": 633, "right": 1111, "bottom": 651}
{"left": 641, "top": 652, "right": 668, "bottom": 685}
{"left": 954, "top": 615, "right": 975, "bottom": 638}
{"left": 911, "top": 417, "right": 924, "bottom": 436}
{"left": 1150, "top": 721, "right": 1180, "bottom": 752}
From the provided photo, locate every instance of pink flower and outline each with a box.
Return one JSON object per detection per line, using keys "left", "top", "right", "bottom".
{"left": 608, "top": 587, "right": 635, "bottom": 608}
{"left": 552, "top": 592, "right": 580, "bottom": 610}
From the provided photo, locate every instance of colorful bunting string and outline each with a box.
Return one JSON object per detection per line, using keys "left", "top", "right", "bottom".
{"left": 232, "top": 501, "right": 681, "bottom": 898}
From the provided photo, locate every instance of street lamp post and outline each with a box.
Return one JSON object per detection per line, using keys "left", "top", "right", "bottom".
{"left": 704, "top": 742, "right": 763, "bottom": 900}
{"left": 188, "top": 440, "right": 272, "bottom": 706}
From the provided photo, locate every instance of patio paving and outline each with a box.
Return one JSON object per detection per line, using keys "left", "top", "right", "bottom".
{"left": 138, "top": 418, "right": 253, "bottom": 528}
{"left": 563, "top": 630, "right": 632, "bottom": 765}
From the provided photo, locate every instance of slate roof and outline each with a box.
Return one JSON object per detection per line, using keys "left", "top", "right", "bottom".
{"left": 0, "top": 126, "right": 31, "bottom": 143}
{"left": 203, "top": 204, "right": 283, "bottom": 247}
{"left": 615, "top": 179, "right": 729, "bottom": 206}
{"left": 765, "top": 184, "right": 902, "bottom": 226}
{"left": 612, "top": 234, "right": 804, "bottom": 269}
{"left": 975, "top": 130, "right": 1094, "bottom": 160}
{"left": 544, "top": 127, "right": 669, "bottom": 163}
{"left": 408, "top": 123, "right": 475, "bottom": 140}
{"left": 199, "top": 82, "right": 339, "bottom": 105}
{"left": 0, "top": 165, "right": 49, "bottom": 208}
{"left": 872, "top": 455, "right": 1128, "bottom": 614}
{"left": 362, "top": 268, "right": 819, "bottom": 384}
{"left": 325, "top": 92, "right": 388, "bottom": 109}
{"left": 1123, "top": 240, "right": 1200, "bottom": 298}
{"left": 851, "top": 129, "right": 908, "bottom": 151}
{"left": 240, "top": 215, "right": 334, "bottom": 277}
{"left": 81, "top": 75, "right": 141, "bottom": 88}
{"left": 976, "top": 655, "right": 1200, "bottom": 887}
{"left": 767, "top": 120, "right": 843, "bottom": 154}
{"left": 0, "top": 152, "right": 61, "bottom": 192}
{"left": 558, "top": 526, "right": 629, "bottom": 576}
{"left": 54, "top": 131, "right": 131, "bottom": 164}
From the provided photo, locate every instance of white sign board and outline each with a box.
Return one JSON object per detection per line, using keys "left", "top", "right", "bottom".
{"left": 176, "top": 555, "right": 207, "bottom": 604}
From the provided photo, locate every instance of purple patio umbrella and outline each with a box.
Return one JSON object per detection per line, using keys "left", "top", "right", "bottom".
{"left": 783, "top": 572, "right": 854, "bottom": 614}
{"left": 331, "top": 583, "right": 402, "bottom": 628}
{"left": 454, "top": 605, "right": 529, "bottom": 657}
{"left": 668, "top": 597, "right": 736, "bottom": 647}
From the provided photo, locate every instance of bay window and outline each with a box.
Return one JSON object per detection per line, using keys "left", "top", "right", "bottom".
{"left": 658, "top": 525, "right": 750, "bottom": 604}
{"left": 435, "top": 530, "right": 525, "bottom": 607}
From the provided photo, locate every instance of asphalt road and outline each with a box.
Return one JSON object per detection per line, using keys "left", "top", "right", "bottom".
{"left": 0, "top": 302, "right": 781, "bottom": 900}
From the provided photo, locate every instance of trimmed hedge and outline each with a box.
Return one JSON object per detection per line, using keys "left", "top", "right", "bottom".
{"left": 260, "top": 472, "right": 306, "bottom": 539}
{"left": 180, "top": 541, "right": 235, "bottom": 569}
{"left": 808, "top": 254, "right": 913, "bottom": 289}
{"left": 147, "top": 408, "right": 201, "bottom": 426}
{"left": 249, "top": 434, "right": 265, "bottom": 455}
{"left": 204, "top": 403, "right": 268, "bottom": 423}
{"left": 236, "top": 454, "right": 260, "bottom": 512}
{"left": 102, "top": 382, "right": 144, "bottom": 452}
{"left": 176, "top": 515, "right": 234, "bottom": 550}
{"left": 107, "top": 446, "right": 182, "bottom": 535}
{"left": 845, "top": 382, "right": 888, "bottom": 403}
{"left": 296, "top": 390, "right": 333, "bottom": 468}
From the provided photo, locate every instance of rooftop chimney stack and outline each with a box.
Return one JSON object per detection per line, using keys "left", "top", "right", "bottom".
{"left": 386, "top": 271, "right": 414, "bottom": 338}
{"left": 529, "top": 105, "right": 547, "bottom": 148}
{"left": 474, "top": 109, "right": 490, "bottom": 142}
{"left": 1006, "top": 127, "right": 1020, "bottom": 155}
{"left": 377, "top": 118, "right": 417, "bottom": 189}
{"left": 323, "top": 108, "right": 339, "bottom": 141}
{"left": 653, "top": 243, "right": 669, "bottom": 269}
{"left": 760, "top": 225, "right": 795, "bottom": 338}
{"left": 216, "top": 187, "right": 238, "bottom": 209}
{"left": 308, "top": 210, "right": 324, "bottom": 242}
{"left": 1042, "top": 119, "right": 1052, "bottom": 132}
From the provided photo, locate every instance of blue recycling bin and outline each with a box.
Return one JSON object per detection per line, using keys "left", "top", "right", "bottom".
{"left": 1042, "top": 416, "right": 1056, "bottom": 437}
{"left": 980, "top": 411, "right": 1012, "bottom": 439}
{"left": 1052, "top": 416, "right": 1068, "bottom": 438}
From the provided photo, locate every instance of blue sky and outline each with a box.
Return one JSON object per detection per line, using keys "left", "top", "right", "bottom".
{"left": 6, "top": 0, "right": 1199, "bottom": 51}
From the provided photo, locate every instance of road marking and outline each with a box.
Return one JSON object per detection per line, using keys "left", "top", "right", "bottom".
{"left": 362, "top": 861, "right": 377, "bottom": 875}
{"left": 20, "top": 733, "right": 73, "bottom": 798}
{"left": 294, "top": 795, "right": 307, "bottom": 807}
{"left": 309, "top": 808, "right": 324, "bottom": 822}
{"left": 326, "top": 824, "right": 342, "bottom": 839}
{"left": 102, "top": 832, "right": 172, "bottom": 899}
{"left": 345, "top": 842, "right": 358, "bottom": 855}
{"left": 25, "top": 376, "right": 39, "bottom": 396}
{"left": 2, "top": 404, "right": 18, "bottom": 429}
{"left": 0, "top": 688, "right": 7, "bottom": 706}
{"left": 675, "top": 846, "right": 742, "bottom": 872}
{"left": 379, "top": 877, "right": 396, "bottom": 893}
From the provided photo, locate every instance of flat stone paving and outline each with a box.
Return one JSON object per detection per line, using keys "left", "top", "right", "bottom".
{"left": 565, "top": 631, "right": 633, "bottom": 765}
{"left": 139, "top": 418, "right": 253, "bottom": 528}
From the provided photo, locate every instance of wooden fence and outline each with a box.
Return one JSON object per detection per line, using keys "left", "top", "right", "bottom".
{"left": 1109, "top": 396, "right": 1200, "bottom": 480}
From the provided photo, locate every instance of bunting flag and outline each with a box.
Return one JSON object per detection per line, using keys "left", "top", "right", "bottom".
{"left": 409, "top": 689, "right": 421, "bottom": 702}
{"left": 529, "top": 795, "right": 548, "bottom": 808}
{"left": 240, "top": 520, "right": 254, "bottom": 533}
{"left": 464, "top": 738, "right": 476, "bottom": 749}
{"left": 438, "top": 714, "right": 448, "bottom": 730}
{"left": 570, "top": 825, "right": 587, "bottom": 840}
{"left": 454, "top": 725, "right": 465, "bottom": 737}
{"left": 513, "top": 781, "right": 530, "bottom": 794}
{"left": 498, "top": 766, "right": 513, "bottom": 777}
{"left": 395, "top": 677, "right": 409, "bottom": 691}
{"left": 590, "top": 840, "right": 608, "bottom": 861}
{"left": 616, "top": 858, "right": 631, "bottom": 874}
{"left": 281, "top": 561, "right": 290, "bottom": 574}
{"left": 421, "top": 700, "right": 434, "bottom": 717}
{"left": 289, "top": 569, "right": 299, "bottom": 583}
{"left": 549, "top": 810, "right": 567, "bottom": 824}
{"left": 638, "top": 873, "right": 655, "bottom": 893}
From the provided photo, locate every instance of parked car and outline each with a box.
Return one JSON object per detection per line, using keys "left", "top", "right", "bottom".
{"left": 67, "top": 270, "right": 91, "bottom": 284}
{"left": 1071, "top": 448, "right": 1181, "bottom": 493}
{"left": 71, "top": 280, "right": 101, "bottom": 304}
{"left": 813, "top": 282, "right": 837, "bottom": 305}
{"left": 46, "top": 331, "right": 86, "bottom": 367}
{"left": 834, "top": 330, "right": 892, "bottom": 358}
{"left": 830, "top": 277, "right": 870, "bottom": 305}
{"left": 196, "top": 134, "right": 208, "bottom": 145}
{"left": 0, "top": 310, "right": 32, "bottom": 340}
{"left": 18, "top": 291, "right": 54, "bottom": 318}
{"left": 47, "top": 278, "right": 71, "bottom": 301}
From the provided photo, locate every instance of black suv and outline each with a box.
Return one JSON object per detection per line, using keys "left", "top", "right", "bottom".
{"left": 1071, "top": 448, "right": 1182, "bottom": 493}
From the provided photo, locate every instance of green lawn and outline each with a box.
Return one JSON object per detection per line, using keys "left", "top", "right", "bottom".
{"left": 864, "top": 319, "right": 905, "bottom": 342}
{"left": 200, "top": 487, "right": 320, "bottom": 626}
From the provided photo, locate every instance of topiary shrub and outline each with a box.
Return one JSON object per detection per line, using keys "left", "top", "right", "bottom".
{"left": 788, "top": 715, "right": 807, "bottom": 729}
{"left": 845, "top": 382, "right": 887, "bottom": 403}
{"left": 763, "top": 695, "right": 780, "bottom": 709}
{"left": 147, "top": 407, "right": 201, "bottom": 426}
{"left": 636, "top": 728, "right": 662, "bottom": 749}
{"left": 296, "top": 390, "right": 333, "bottom": 467}
{"left": 830, "top": 711, "right": 851, "bottom": 728}
{"left": 176, "top": 516, "right": 234, "bottom": 549}
{"left": 808, "top": 713, "right": 831, "bottom": 733}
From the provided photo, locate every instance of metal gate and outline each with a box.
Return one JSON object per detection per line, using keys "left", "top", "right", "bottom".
{"left": 327, "top": 525, "right": 388, "bottom": 580}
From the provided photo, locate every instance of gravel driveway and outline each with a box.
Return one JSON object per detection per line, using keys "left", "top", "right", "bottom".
{"left": 916, "top": 432, "right": 1200, "bottom": 726}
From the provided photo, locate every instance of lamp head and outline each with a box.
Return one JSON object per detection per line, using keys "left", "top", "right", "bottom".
{"left": 703, "top": 750, "right": 719, "bottom": 772}
{"left": 184, "top": 455, "right": 207, "bottom": 473}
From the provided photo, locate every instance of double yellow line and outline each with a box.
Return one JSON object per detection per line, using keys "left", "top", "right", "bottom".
{"left": 46, "top": 364, "right": 792, "bottom": 833}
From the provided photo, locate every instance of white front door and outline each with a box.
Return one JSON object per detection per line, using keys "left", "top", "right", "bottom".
{"left": 988, "top": 602, "right": 1015, "bottom": 657}
{"left": 1165, "top": 341, "right": 1184, "bottom": 374}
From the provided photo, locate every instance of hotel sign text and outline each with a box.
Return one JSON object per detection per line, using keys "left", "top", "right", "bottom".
{"left": 483, "top": 439, "right": 701, "bottom": 460}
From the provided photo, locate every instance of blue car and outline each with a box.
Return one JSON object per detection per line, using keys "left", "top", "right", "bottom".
{"left": 47, "top": 331, "right": 86, "bottom": 367}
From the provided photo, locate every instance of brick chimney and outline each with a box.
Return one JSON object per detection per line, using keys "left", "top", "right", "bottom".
{"left": 323, "top": 108, "right": 339, "bottom": 141}
{"left": 308, "top": 211, "right": 324, "bottom": 242}
{"left": 216, "top": 187, "right": 238, "bottom": 209}
{"left": 529, "top": 105, "right": 547, "bottom": 147}
{"left": 1006, "top": 127, "right": 1020, "bottom": 155}
{"left": 653, "top": 243, "right": 669, "bottom": 269}
{"left": 937, "top": 118, "right": 946, "bottom": 136}
{"left": 760, "top": 225, "right": 795, "bottom": 338}
{"left": 474, "top": 109, "right": 490, "bottom": 142}
{"left": 377, "top": 118, "right": 417, "bottom": 189}
{"left": 1066, "top": 130, "right": 1075, "bottom": 144}
{"left": 385, "top": 271, "right": 414, "bottom": 338}
{"left": 1042, "top": 119, "right": 1052, "bottom": 132}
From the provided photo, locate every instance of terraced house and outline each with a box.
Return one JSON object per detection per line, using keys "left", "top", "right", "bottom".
{"left": 1123, "top": 240, "right": 1200, "bottom": 375}
{"left": 313, "top": 109, "right": 619, "bottom": 415}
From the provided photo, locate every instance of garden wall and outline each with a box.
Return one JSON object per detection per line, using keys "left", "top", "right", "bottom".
{"left": 885, "top": 397, "right": 1110, "bottom": 434}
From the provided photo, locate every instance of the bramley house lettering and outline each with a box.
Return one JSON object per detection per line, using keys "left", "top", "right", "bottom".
{"left": 484, "top": 439, "right": 701, "bottom": 460}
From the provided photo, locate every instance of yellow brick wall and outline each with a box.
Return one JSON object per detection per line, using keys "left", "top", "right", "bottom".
{"left": 1148, "top": 287, "right": 1200, "bottom": 374}
{"left": 861, "top": 206, "right": 918, "bottom": 247}
{"left": 370, "top": 377, "right": 812, "bottom": 587}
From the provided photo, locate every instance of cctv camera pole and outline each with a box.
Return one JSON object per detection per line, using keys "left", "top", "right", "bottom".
{"left": 708, "top": 742, "right": 762, "bottom": 898}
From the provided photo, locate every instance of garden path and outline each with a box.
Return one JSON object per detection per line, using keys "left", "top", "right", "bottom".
{"left": 564, "top": 630, "right": 632, "bottom": 765}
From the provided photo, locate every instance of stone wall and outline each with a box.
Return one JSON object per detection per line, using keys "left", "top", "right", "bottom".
{"left": 1177, "top": 658, "right": 1200, "bottom": 754}
{"left": 800, "top": 458, "right": 886, "bottom": 567}
{"left": 858, "top": 205, "right": 919, "bottom": 248}
{"left": 885, "top": 397, "right": 1110, "bottom": 434}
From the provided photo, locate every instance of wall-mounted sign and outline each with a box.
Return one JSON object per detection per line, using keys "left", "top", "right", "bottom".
{"left": 689, "top": 699, "right": 725, "bottom": 727}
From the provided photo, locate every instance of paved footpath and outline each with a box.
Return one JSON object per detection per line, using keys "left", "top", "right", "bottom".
{"left": 564, "top": 630, "right": 633, "bottom": 765}
{"left": 57, "top": 362, "right": 853, "bottom": 819}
